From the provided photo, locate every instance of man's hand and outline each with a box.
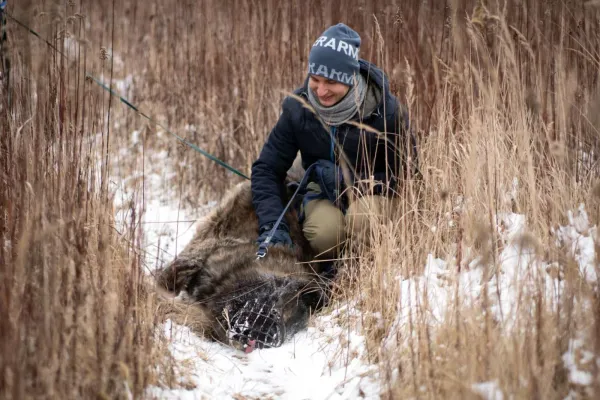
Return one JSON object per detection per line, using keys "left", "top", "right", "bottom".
{"left": 312, "top": 159, "right": 352, "bottom": 200}
{"left": 256, "top": 223, "right": 293, "bottom": 248}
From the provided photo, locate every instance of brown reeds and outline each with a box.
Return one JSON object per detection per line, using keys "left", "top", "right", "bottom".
{"left": 1, "top": 1, "right": 164, "bottom": 398}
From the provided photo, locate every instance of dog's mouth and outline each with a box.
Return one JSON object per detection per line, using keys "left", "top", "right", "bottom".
{"left": 224, "top": 298, "right": 286, "bottom": 351}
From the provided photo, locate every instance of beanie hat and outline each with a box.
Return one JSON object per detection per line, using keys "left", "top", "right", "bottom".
{"left": 308, "top": 23, "right": 361, "bottom": 87}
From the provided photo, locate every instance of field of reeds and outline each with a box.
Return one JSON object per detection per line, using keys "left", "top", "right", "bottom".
{"left": 2, "top": 0, "right": 600, "bottom": 398}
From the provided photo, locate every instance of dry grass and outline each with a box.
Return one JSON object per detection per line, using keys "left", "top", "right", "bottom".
{"left": 0, "top": 1, "right": 169, "bottom": 398}
{"left": 3, "top": 0, "right": 600, "bottom": 398}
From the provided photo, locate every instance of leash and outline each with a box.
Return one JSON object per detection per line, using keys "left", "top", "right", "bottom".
{"left": 85, "top": 74, "right": 250, "bottom": 180}
{"left": 4, "top": 11, "right": 249, "bottom": 181}
{"left": 256, "top": 163, "right": 318, "bottom": 260}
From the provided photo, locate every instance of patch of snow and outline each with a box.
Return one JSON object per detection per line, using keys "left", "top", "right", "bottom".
{"left": 554, "top": 204, "right": 598, "bottom": 283}
{"left": 386, "top": 206, "right": 598, "bottom": 394}
{"left": 63, "top": 36, "right": 79, "bottom": 56}
{"left": 472, "top": 381, "right": 504, "bottom": 400}
{"left": 131, "top": 130, "right": 140, "bottom": 144}
{"left": 496, "top": 212, "right": 526, "bottom": 242}
{"left": 562, "top": 339, "right": 595, "bottom": 387}
{"left": 390, "top": 206, "right": 597, "bottom": 339}
{"left": 147, "top": 313, "right": 380, "bottom": 400}
{"left": 112, "top": 148, "right": 215, "bottom": 271}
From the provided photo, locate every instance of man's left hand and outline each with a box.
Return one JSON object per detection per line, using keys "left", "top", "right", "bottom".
{"left": 312, "top": 159, "right": 352, "bottom": 200}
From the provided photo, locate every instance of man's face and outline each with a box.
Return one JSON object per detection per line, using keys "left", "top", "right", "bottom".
{"left": 308, "top": 75, "right": 350, "bottom": 107}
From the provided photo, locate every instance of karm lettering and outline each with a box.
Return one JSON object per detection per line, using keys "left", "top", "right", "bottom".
{"left": 312, "top": 36, "right": 359, "bottom": 60}
{"left": 308, "top": 63, "right": 355, "bottom": 85}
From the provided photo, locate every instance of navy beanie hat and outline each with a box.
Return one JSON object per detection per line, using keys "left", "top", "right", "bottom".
{"left": 308, "top": 23, "right": 361, "bottom": 87}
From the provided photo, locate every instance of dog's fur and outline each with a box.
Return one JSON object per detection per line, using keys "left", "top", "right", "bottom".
{"left": 156, "top": 179, "right": 327, "bottom": 350}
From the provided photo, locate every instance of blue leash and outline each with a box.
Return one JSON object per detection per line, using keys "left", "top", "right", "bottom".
{"left": 256, "top": 163, "right": 318, "bottom": 260}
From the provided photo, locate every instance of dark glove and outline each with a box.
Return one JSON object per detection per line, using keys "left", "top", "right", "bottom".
{"left": 312, "top": 159, "right": 352, "bottom": 201}
{"left": 256, "top": 223, "right": 293, "bottom": 248}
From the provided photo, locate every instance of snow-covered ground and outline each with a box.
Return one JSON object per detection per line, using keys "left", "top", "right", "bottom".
{"left": 148, "top": 309, "right": 380, "bottom": 400}
{"left": 384, "top": 205, "right": 598, "bottom": 399}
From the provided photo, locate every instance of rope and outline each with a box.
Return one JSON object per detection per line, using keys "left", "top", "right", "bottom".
{"left": 5, "top": 11, "right": 250, "bottom": 181}
{"left": 85, "top": 74, "right": 250, "bottom": 180}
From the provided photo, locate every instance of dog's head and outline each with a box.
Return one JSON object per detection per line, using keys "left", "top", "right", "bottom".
{"left": 213, "top": 262, "right": 328, "bottom": 351}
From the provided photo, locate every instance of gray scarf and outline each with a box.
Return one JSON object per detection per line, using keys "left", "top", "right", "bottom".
{"left": 307, "top": 73, "right": 367, "bottom": 127}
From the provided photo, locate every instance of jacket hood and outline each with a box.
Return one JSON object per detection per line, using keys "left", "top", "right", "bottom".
{"left": 356, "top": 59, "right": 390, "bottom": 93}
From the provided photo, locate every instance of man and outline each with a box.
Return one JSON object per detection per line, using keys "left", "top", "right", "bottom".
{"left": 251, "top": 23, "right": 418, "bottom": 260}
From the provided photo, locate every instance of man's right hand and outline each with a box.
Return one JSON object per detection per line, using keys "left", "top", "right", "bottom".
{"left": 256, "top": 223, "right": 293, "bottom": 248}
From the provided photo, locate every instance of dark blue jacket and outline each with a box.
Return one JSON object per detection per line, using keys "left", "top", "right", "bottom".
{"left": 251, "top": 60, "right": 418, "bottom": 229}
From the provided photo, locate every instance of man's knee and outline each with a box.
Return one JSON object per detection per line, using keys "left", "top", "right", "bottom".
{"left": 302, "top": 199, "right": 346, "bottom": 257}
{"left": 345, "top": 195, "right": 387, "bottom": 238}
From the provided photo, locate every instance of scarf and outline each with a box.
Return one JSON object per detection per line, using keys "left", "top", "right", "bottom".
{"left": 307, "top": 73, "right": 367, "bottom": 127}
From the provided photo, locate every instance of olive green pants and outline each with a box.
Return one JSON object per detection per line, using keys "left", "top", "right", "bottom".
{"left": 302, "top": 194, "right": 390, "bottom": 258}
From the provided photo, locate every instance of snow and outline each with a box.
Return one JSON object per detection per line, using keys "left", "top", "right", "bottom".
{"left": 148, "top": 310, "right": 379, "bottom": 400}
{"left": 471, "top": 381, "right": 504, "bottom": 400}
{"left": 385, "top": 199, "right": 599, "bottom": 396}
{"left": 554, "top": 204, "right": 598, "bottom": 283}
{"left": 562, "top": 339, "right": 595, "bottom": 387}
{"left": 111, "top": 148, "right": 207, "bottom": 272}
{"left": 389, "top": 205, "right": 595, "bottom": 337}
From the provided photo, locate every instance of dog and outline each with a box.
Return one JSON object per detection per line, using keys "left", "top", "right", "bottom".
{"left": 155, "top": 178, "right": 328, "bottom": 352}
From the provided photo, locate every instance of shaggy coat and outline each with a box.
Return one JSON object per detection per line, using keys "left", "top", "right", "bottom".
{"left": 156, "top": 180, "right": 327, "bottom": 351}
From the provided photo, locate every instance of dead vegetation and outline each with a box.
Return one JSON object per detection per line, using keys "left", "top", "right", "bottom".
{"left": 2, "top": 0, "right": 600, "bottom": 398}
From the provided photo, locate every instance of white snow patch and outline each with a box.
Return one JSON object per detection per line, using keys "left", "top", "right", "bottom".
{"left": 114, "top": 74, "right": 134, "bottom": 98}
{"left": 147, "top": 311, "right": 380, "bottom": 400}
{"left": 131, "top": 130, "right": 140, "bottom": 145}
{"left": 562, "top": 339, "right": 594, "bottom": 387}
{"left": 554, "top": 204, "right": 598, "bottom": 283}
{"left": 112, "top": 148, "right": 216, "bottom": 271}
{"left": 496, "top": 212, "right": 526, "bottom": 242}
{"left": 390, "top": 206, "right": 597, "bottom": 338}
{"left": 63, "top": 36, "right": 79, "bottom": 55}
{"left": 386, "top": 205, "right": 598, "bottom": 394}
{"left": 472, "top": 381, "right": 504, "bottom": 400}
{"left": 387, "top": 210, "right": 548, "bottom": 339}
